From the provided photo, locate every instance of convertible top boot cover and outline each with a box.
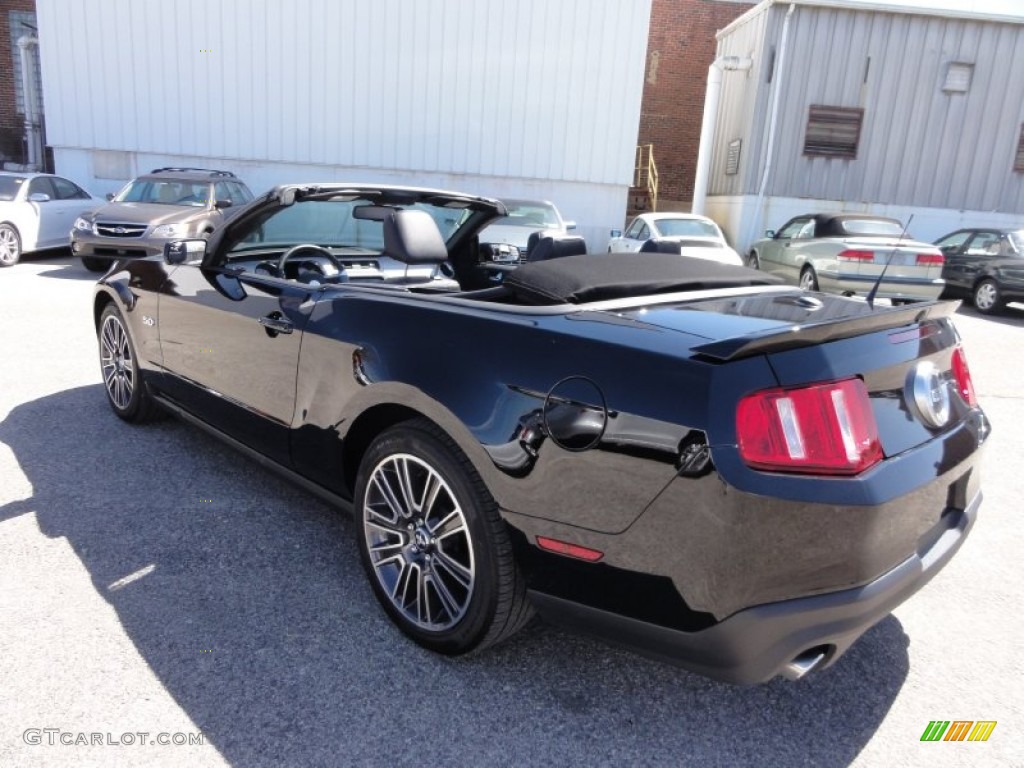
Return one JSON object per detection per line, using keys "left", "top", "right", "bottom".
{"left": 504, "top": 252, "right": 781, "bottom": 305}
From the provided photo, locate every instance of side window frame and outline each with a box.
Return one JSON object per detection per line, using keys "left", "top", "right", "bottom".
{"left": 27, "top": 176, "right": 57, "bottom": 199}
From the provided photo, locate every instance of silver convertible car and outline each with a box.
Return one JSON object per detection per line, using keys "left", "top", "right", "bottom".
{"left": 747, "top": 214, "right": 945, "bottom": 302}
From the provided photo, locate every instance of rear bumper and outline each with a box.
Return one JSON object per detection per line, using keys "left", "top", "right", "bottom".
{"left": 819, "top": 271, "right": 945, "bottom": 300}
{"left": 530, "top": 490, "right": 979, "bottom": 684}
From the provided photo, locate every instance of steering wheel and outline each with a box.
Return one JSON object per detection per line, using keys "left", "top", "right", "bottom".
{"left": 277, "top": 244, "right": 344, "bottom": 279}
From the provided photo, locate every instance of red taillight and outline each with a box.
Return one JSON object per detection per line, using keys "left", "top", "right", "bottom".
{"left": 838, "top": 249, "right": 875, "bottom": 262}
{"left": 916, "top": 253, "right": 945, "bottom": 266}
{"left": 737, "top": 378, "right": 883, "bottom": 475}
{"left": 951, "top": 346, "right": 977, "bottom": 406}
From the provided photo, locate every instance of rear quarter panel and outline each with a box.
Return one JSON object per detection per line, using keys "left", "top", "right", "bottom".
{"left": 291, "top": 289, "right": 779, "bottom": 534}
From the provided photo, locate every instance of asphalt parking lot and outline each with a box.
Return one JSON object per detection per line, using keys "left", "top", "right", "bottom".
{"left": 1, "top": 253, "right": 1022, "bottom": 768}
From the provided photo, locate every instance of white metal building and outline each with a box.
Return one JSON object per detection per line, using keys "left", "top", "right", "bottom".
{"left": 698, "top": 0, "right": 1024, "bottom": 253}
{"left": 35, "top": 0, "right": 652, "bottom": 250}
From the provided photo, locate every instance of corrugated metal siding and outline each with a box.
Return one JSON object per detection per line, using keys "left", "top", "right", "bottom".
{"left": 711, "top": 5, "right": 773, "bottom": 196}
{"left": 36, "top": 0, "right": 650, "bottom": 186}
{"left": 713, "top": 4, "right": 1024, "bottom": 213}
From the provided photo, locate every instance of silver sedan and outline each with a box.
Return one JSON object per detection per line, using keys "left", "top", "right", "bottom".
{"left": 748, "top": 213, "right": 945, "bottom": 301}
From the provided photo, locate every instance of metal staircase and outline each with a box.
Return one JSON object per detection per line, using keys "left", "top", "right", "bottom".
{"left": 628, "top": 143, "right": 659, "bottom": 217}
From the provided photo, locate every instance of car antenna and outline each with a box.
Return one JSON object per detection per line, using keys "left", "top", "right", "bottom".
{"left": 866, "top": 214, "right": 914, "bottom": 310}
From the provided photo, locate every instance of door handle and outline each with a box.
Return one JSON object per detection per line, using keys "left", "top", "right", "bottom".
{"left": 258, "top": 312, "right": 293, "bottom": 336}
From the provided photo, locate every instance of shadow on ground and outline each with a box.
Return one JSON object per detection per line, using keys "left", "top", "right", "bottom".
{"left": 1, "top": 386, "right": 911, "bottom": 766}
{"left": 953, "top": 299, "right": 1024, "bottom": 327}
{"left": 20, "top": 249, "right": 107, "bottom": 281}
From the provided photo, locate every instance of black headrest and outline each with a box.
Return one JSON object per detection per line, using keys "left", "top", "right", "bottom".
{"left": 383, "top": 209, "right": 449, "bottom": 264}
{"left": 527, "top": 231, "right": 588, "bottom": 261}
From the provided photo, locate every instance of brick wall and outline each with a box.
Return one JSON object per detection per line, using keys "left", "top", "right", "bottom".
{"left": 1, "top": 0, "right": 38, "bottom": 165}
{"left": 640, "top": 0, "right": 753, "bottom": 210}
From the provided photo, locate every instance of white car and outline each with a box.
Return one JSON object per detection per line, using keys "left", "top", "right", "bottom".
{"left": 0, "top": 171, "right": 103, "bottom": 267}
{"left": 478, "top": 199, "right": 576, "bottom": 262}
{"left": 608, "top": 212, "right": 742, "bottom": 265}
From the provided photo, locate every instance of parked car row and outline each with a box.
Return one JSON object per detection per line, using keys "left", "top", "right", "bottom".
{"left": 0, "top": 167, "right": 255, "bottom": 270}
{"left": 747, "top": 214, "right": 1023, "bottom": 315}
{"left": 0, "top": 172, "right": 104, "bottom": 266}
{"left": 3, "top": 170, "right": 1021, "bottom": 316}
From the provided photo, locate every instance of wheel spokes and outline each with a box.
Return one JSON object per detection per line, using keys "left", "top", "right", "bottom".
{"left": 100, "top": 316, "right": 134, "bottom": 409}
{"left": 362, "top": 452, "right": 476, "bottom": 631}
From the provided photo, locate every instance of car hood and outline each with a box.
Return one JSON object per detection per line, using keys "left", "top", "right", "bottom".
{"left": 480, "top": 223, "right": 561, "bottom": 248}
{"left": 89, "top": 202, "right": 202, "bottom": 225}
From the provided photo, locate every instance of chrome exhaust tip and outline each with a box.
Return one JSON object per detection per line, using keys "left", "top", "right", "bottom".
{"left": 781, "top": 648, "right": 828, "bottom": 681}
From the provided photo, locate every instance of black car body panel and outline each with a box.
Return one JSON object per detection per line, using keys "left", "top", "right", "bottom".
{"left": 92, "top": 184, "right": 989, "bottom": 683}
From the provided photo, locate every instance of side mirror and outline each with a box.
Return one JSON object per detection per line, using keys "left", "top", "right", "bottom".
{"left": 164, "top": 239, "right": 207, "bottom": 265}
{"left": 28, "top": 192, "right": 50, "bottom": 202}
{"left": 105, "top": 193, "right": 115, "bottom": 201}
{"left": 214, "top": 199, "right": 232, "bottom": 209}
{"left": 609, "top": 229, "right": 622, "bottom": 238}
{"left": 565, "top": 220, "right": 577, "bottom": 230}
{"left": 765, "top": 229, "right": 776, "bottom": 238}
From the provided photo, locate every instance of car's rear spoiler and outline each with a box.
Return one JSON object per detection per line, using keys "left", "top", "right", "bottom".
{"left": 692, "top": 300, "right": 960, "bottom": 362}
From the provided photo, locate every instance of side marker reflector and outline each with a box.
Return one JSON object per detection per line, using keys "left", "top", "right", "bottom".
{"left": 536, "top": 536, "right": 604, "bottom": 562}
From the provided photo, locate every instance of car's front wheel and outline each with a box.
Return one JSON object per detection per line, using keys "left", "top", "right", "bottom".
{"left": 747, "top": 251, "right": 760, "bottom": 270}
{"left": 82, "top": 256, "right": 109, "bottom": 272}
{"left": 973, "top": 278, "right": 1004, "bottom": 315}
{"left": 98, "top": 303, "right": 162, "bottom": 422}
{"left": 355, "top": 419, "right": 533, "bottom": 655}
{"left": 0, "top": 223, "right": 21, "bottom": 267}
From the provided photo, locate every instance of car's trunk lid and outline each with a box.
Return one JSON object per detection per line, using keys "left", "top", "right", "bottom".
{"left": 610, "top": 292, "right": 969, "bottom": 458}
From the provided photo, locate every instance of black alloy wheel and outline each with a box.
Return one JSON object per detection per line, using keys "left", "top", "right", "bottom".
{"left": 355, "top": 419, "right": 533, "bottom": 655}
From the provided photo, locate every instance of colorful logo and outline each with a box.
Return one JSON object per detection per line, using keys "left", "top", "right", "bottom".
{"left": 921, "top": 721, "right": 997, "bottom": 742}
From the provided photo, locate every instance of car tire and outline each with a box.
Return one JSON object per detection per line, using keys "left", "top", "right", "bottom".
{"left": 355, "top": 418, "right": 533, "bottom": 655}
{"left": 972, "top": 278, "right": 1004, "bottom": 315}
{"left": 82, "top": 256, "right": 109, "bottom": 273}
{"left": 97, "top": 303, "right": 162, "bottom": 423}
{"left": 0, "top": 223, "right": 21, "bottom": 267}
{"left": 747, "top": 251, "right": 760, "bottom": 270}
{"left": 799, "top": 266, "right": 819, "bottom": 292}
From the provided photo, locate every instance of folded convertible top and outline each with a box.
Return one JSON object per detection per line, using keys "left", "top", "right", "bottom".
{"left": 503, "top": 252, "right": 781, "bottom": 305}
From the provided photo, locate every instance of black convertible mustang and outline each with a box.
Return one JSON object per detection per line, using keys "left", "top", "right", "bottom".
{"left": 94, "top": 184, "right": 988, "bottom": 684}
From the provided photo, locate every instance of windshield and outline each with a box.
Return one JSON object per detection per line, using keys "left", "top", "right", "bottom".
{"left": 115, "top": 179, "right": 212, "bottom": 207}
{"left": 490, "top": 200, "right": 560, "bottom": 229}
{"left": 840, "top": 218, "right": 905, "bottom": 237}
{"left": 0, "top": 175, "right": 26, "bottom": 201}
{"left": 226, "top": 197, "right": 473, "bottom": 255}
{"left": 656, "top": 218, "right": 721, "bottom": 238}
{"left": 1007, "top": 231, "right": 1024, "bottom": 254}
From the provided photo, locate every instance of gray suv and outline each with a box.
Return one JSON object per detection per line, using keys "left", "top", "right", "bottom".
{"left": 72, "top": 167, "right": 254, "bottom": 271}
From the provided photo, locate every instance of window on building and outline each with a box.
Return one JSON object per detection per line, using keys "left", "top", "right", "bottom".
{"left": 803, "top": 106, "right": 863, "bottom": 159}
{"left": 1015, "top": 124, "right": 1024, "bottom": 172}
